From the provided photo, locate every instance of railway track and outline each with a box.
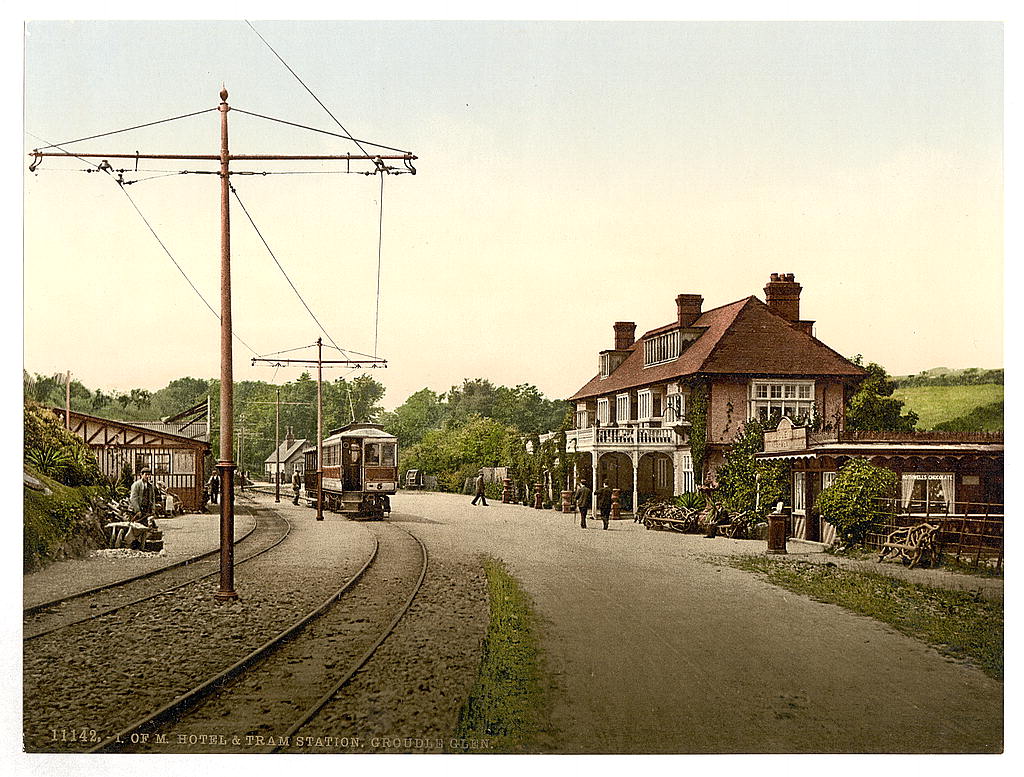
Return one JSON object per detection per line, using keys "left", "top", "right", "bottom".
{"left": 23, "top": 499, "right": 289, "bottom": 641}
{"left": 90, "top": 520, "right": 428, "bottom": 754}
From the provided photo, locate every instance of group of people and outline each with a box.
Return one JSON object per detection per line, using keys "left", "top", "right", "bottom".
{"left": 206, "top": 469, "right": 305, "bottom": 506}
{"left": 470, "top": 471, "right": 615, "bottom": 530}
{"left": 573, "top": 478, "right": 613, "bottom": 530}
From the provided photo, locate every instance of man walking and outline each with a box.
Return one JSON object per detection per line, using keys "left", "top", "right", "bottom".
{"left": 597, "top": 479, "right": 613, "bottom": 530}
{"left": 292, "top": 469, "right": 302, "bottom": 506}
{"left": 471, "top": 471, "right": 488, "bottom": 506}
{"left": 574, "top": 478, "right": 593, "bottom": 529}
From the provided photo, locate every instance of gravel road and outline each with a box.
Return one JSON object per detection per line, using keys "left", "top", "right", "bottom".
{"left": 392, "top": 491, "right": 1003, "bottom": 754}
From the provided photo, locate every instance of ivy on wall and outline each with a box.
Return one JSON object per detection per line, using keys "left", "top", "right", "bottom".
{"left": 687, "top": 382, "right": 709, "bottom": 485}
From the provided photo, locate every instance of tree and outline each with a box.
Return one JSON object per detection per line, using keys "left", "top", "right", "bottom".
{"left": 380, "top": 388, "right": 446, "bottom": 449}
{"left": 845, "top": 356, "right": 918, "bottom": 432}
{"left": 814, "top": 458, "right": 899, "bottom": 547}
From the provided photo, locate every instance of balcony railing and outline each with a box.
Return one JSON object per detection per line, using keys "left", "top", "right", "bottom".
{"left": 566, "top": 425, "right": 677, "bottom": 448}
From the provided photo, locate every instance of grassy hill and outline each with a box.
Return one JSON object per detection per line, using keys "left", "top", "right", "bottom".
{"left": 893, "top": 384, "right": 1003, "bottom": 431}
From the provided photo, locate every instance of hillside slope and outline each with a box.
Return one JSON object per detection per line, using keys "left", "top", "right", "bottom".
{"left": 893, "top": 384, "right": 1003, "bottom": 431}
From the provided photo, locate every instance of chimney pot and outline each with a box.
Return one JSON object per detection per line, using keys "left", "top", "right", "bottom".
{"left": 764, "top": 273, "right": 803, "bottom": 322}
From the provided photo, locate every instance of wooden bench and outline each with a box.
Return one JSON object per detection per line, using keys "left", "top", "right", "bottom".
{"left": 878, "top": 523, "right": 939, "bottom": 569}
{"left": 643, "top": 514, "right": 695, "bottom": 533}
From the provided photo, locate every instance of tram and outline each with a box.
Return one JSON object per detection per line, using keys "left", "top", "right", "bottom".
{"left": 303, "top": 422, "right": 398, "bottom": 518}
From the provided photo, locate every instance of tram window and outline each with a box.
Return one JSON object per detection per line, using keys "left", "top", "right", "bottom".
{"left": 365, "top": 443, "right": 381, "bottom": 466}
{"left": 382, "top": 443, "right": 396, "bottom": 467}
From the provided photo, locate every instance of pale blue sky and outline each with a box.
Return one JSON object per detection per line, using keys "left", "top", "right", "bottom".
{"left": 22, "top": 20, "right": 1004, "bottom": 407}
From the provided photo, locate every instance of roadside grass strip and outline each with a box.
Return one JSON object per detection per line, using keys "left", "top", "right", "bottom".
{"left": 728, "top": 556, "right": 1003, "bottom": 681}
{"left": 451, "top": 556, "right": 551, "bottom": 753}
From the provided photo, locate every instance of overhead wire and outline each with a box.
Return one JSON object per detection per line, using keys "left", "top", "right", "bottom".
{"left": 228, "top": 182, "right": 345, "bottom": 355}
{"left": 244, "top": 22, "right": 378, "bottom": 163}
{"left": 28, "top": 131, "right": 259, "bottom": 356}
{"left": 31, "top": 108, "right": 218, "bottom": 151}
{"left": 113, "top": 179, "right": 259, "bottom": 357}
{"left": 245, "top": 21, "right": 393, "bottom": 365}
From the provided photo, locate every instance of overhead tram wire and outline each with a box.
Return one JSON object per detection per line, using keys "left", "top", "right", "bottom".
{"left": 245, "top": 22, "right": 379, "bottom": 165}
{"left": 27, "top": 131, "right": 259, "bottom": 357}
{"left": 31, "top": 108, "right": 218, "bottom": 152}
{"left": 229, "top": 182, "right": 343, "bottom": 354}
{"left": 113, "top": 178, "right": 260, "bottom": 358}
{"left": 243, "top": 24, "right": 399, "bottom": 362}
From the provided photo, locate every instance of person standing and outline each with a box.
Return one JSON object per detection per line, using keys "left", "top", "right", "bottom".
{"left": 292, "top": 469, "right": 302, "bottom": 506}
{"left": 471, "top": 471, "right": 488, "bottom": 506}
{"left": 129, "top": 468, "right": 157, "bottom": 523}
{"left": 208, "top": 472, "right": 220, "bottom": 505}
{"left": 574, "top": 478, "right": 593, "bottom": 529}
{"left": 597, "top": 479, "right": 613, "bottom": 530}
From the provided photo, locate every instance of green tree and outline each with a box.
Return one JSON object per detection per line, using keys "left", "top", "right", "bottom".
{"left": 814, "top": 458, "right": 900, "bottom": 547}
{"left": 845, "top": 356, "right": 918, "bottom": 432}
{"left": 380, "top": 388, "right": 446, "bottom": 448}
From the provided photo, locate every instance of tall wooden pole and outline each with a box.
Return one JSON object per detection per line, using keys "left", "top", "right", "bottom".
{"left": 275, "top": 387, "right": 281, "bottom": 503}
{"left": 316, "top": 337, "right": 324, "bottom": 520}
{"left": 215, "top": 87, "right": 238, "bottom": 602}
{"left": 65, "top": 371, "right": 71, "bottom": 428}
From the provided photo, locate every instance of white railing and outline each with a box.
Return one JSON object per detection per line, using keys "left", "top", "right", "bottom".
{"left": 566, "top": 426, "right": 676, "bottom": 448}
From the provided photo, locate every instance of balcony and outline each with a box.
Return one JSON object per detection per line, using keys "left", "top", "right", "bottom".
{"left": 565, "top": 424, "right": 682, "bottom": 451}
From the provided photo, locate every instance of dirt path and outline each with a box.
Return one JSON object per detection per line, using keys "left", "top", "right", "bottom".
{"left": 393, "top": 492, "right": 1002, "bottom": 754}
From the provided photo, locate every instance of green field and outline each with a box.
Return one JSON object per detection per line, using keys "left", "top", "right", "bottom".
{"left": 893, "top": 384, "right": 1003, "bottom": 431}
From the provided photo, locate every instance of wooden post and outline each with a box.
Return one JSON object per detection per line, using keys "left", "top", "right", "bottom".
{"left": 533, "top": 483, "right": 543, "bottom": 509}
{"left": 561, "top": 490, "right": 571, "bottom": 513}
{"left": 611, "top": 488, "right": 621, "bottom": 519}
{"left": 316, "top": 337, "right": 324, "bottom": 521}
{"left": 502, "top": 477, "right": 512, "bottom": 504}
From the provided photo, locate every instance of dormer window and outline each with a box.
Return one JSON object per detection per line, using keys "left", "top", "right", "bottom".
{"left": 644, "top": 329, "right": 681, "bottom": 367}
{"left": 599, "top": 352, "right": 611, "bottom": 379}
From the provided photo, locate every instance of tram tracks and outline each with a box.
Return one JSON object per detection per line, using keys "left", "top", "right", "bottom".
{"left": 91, "top": 520, "right": 428, "bottom": 754}
{"left": 23, "top": 500, "right": 289, "bottom": 641}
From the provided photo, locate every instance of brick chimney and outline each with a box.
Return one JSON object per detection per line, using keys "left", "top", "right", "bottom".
{"left": 613, "top": 321, "right": 636, "bottom": 350}
{"left": 676, "top": 294, "right": 703, "bottom": 327}
{"left": 285, "top": 426, "right": 294, "bottom": 444}
{"left": 764, "top": 273, "right": 802, "bottom": 322}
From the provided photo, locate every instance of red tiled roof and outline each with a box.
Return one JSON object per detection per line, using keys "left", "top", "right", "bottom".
{"left": 568, "top": 296, "right": 864, "bottom": 401}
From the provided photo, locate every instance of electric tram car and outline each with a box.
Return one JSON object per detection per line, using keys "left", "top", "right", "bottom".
{"left": 303, "top": 422, "right": 398, "bottom": 518}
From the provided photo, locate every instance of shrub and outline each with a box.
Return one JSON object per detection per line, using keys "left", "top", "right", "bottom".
{"left": 814, "top": 458, "right": 899, "bottom": 547}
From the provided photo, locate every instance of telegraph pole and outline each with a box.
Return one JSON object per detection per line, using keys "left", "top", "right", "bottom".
{"left": 30, "top": 88, "right": 416, "bottom": 602}
{"left": 251, "top": 342, "right": 385, "bottom": 521}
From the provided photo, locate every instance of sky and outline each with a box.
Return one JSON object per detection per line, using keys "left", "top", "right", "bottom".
{"left": 20, "top": 19, "right": 1005, "bottom": 411}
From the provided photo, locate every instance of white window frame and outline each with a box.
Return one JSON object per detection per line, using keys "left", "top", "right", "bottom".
{"left": 749, "top": 379, "right": 816, "bottom": 422}
{"left": 822, "top": 471, "right": 838, "bottom": 490}
{"left": 901, "top": 473, "right": 955, "bottom": 515}
{"left": 664, "top": 391, "right": 687, "bottom": 423}
{"left": 793, "top": 471, "right": 806, "bottom": 514}
{"left": 637, "top": 389, "right": 653, "bottom": 421}
{"left": 599, "top": 352, "right": 611, "bottom": 379}
{"left": 616, "top": 393, "right": 630, "bottom": 424}
{"left": 596, "top": 398, "right": 610, "bottom": 424}
{"left": 643, "top": 329, "right": 682, "bottom": 367}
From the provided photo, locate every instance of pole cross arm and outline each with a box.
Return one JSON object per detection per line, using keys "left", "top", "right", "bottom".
{"left": 251, "top": 357, "right": 387, "bottom": 367}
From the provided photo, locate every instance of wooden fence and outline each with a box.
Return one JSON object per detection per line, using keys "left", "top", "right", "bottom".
{"left": 864, "top": 499, "right": 1003, "bottom": 570}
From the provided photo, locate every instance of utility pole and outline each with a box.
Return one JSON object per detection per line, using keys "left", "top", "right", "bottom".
{"left": 251, "top": 339, "right": 385, "bottom": 521}
{"left": 30, "top": 88, "right": 416, "bottom": 602}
